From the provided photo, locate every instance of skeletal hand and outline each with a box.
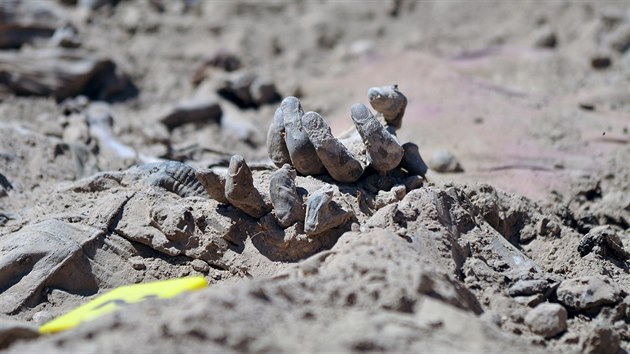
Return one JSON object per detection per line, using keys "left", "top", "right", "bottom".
{"left": 267, "top": 85, "right": 426, "bottom": 182}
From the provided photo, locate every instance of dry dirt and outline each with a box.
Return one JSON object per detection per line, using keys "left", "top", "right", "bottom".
{"left": 1, "top": 0, "right": 630, "bottom": 353}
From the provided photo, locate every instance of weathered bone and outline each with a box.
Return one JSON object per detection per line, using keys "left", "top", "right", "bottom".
{"left": 195, "top": 168, "right": 229, "bottom": 204}
{"left": 368, "top": 85, "right": 407, "bottom": 129}
{"left": 128, "top": 161, "right": 208, "bottom": 198}
{"left": 269, "top": 164, "right": 304, "bottom": 227}
{"left": 281, "top": 97, "right": 326, "bottom": 175}
{"left": 267, "top": 107, "right": 292, "bottom": 168}
{"left": 304, "top": 185, "right": 351, "bottom": 235}
{"left": 302, "top": 111, "right": 365, "bottom": 183}
{"left": 400, "top": 142, "right": 429, "bottom": 177}
{"left": 350, "top": 103, "right": 404, "bottom": 173}
{"left": 225, "top": 155, "right": 270, "bottom": 218}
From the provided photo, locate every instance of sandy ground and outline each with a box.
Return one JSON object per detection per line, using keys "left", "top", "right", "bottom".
{"left": 1, "top": 0, "right": 629, "bottom": 353}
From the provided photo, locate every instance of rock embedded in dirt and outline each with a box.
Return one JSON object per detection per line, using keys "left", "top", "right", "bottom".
{"left": 590, "top": 55, "right": 612, "bottom": 70}
{"left": 0, "top": 49, "right": 134, "bottom": 100}
{"left": 159, "top": 97, "right": 222, "bottom": 130}
{"left": 507, "top": 279, "right": 552, "bottom": 297}
{"left": 532, "top": 26, "right": 558, "bottom": 49}
{"left": 556, "top": 276, "right": 621, "bottom": 311}
{"left": 524, "top": 303, "right": 567, "bottom": 338}
{"left": 0, "top": 319, "right": 39, "bottom": 350}
{"left": 578, "top": 225, "right": 629, "bottom": 260}
{"left": 606, "top": 23, "right": 630, "bottom": 54}
{"left": 428, "top": 150, "right": 464, "bottom": 173}
{"left": 217, "top": 72, "right": 280, "bottom": 108}
{"left": 581, "top": 324, "right": 621, "bottom": 354}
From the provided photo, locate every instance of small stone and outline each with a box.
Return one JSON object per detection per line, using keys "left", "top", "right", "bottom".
{"left": 591, "top": 55, "right": 612, "bottom": 70}
{"left": 191, "top": 259, "right": 210, "bottom": 274}
{"left": 578, "top": 225, "right": 629, "bottom": 260}
{"left": 524, "top": 303, "right": 567, "bottom": 338}
{"left": 250, "top": 77, "right": 280, "bottom": 106}
{"left": 508, "top": 279, "right": 550, "bottom": 297}
{"left": 582, "top": 324, "right": 621, "bottom": 354}
{"left": 427, "top": 150, "right": 464, "bottom": 173}
{"left": 532, "top": 27, "right": 558, "bottom": 49}
{"left": 159, "top": 97, "right": 222, "bottom": 130}
{"left": 607, "top": 24, "right": 630, "bottom": 54}
{"left": 130, "top": 257, "right": 146, "bottom": 270}
{"left": 32, "top": 311, "right": 53, "bottom": 325}
{"left": 514, "top": 294, "right": 546, "bottom": 307}
{"left": 557, "top": 276, "right": 621, "bottom": 311}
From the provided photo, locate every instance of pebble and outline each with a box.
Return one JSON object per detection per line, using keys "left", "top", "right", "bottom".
{"left": 524, "top": 303, "right": 567, "bottom": 338}
{"left": 191, "top": 259, "right": 210, "bottom": 274}
{"left": 130, "top": 257, "right": 146, "bottom": 271}
{"left": 159, "top": 97, "right": 222, "bottom": 130}
{"left": 578, "top": 225, "right": 629, "bottom": 260}
{"left": 532, "top": 26, "right": 558, "bottom": 49}
{"left": 556, "top": 276, "right": 621, "bottom": 311}
{"left": 32, "top": 311, "right": 53, "bottom": 325}
{"left": 427, "top": 150, "right": 464, "bottom": 173}
{"left": 508, "top": 279, "right": 550, "bottom": 297}
{"left": 581, "top": 324, "right": 620, "bottom": 354}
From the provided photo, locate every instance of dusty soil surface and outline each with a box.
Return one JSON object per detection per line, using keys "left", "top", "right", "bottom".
{"left": 1, "top": 0, "right": 629, "bottom": 353}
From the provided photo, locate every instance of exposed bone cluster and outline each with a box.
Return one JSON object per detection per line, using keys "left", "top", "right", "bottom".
{"left": 190, "top": 85, "right": 427, "bottom": 236}
{"left": 267, "top": 85, "right": 427, "bottom": 181}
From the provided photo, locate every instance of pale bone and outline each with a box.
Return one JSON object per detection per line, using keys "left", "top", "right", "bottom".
{"left": 367, "top": 85, "right": 407, "bottom": 129}
{"left": 269, "top": 164, "right": 304, "bottom": 228}
{"left": 224, "top": 155, "right": 270, "bottom": 218}
{"left": 302, "top": 111, "right": 365, "bottom": 183}
{"left": 304, "top": 185, "right": 351, "bottom": 235}
{"left": 350, "top": 103, "right": 404, "bottom": 173}
{"left": 266, "top": 107, "right": 292, "bottom": 168}
{"left": 281, "top": 97, "right": 326, "bottom": 175}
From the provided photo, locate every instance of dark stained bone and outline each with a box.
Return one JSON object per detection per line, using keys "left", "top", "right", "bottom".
{"left": 304, "top": 185, "right": 351, "bottom": 235}
{"left": 225, "top": 155, "right": 270, "bottom": 218}
{"left": 266, "top": 107, "right": 292, "bottom": 168}
{"left": 302, "top": 111, "right": 365, "bottom": 183}
{"left": 269, "top": 164, "right": 304, "bottom": 228}
{"left": 281, "top": 97, "right": 326, "bottom": 175}
{"left": 350, "top": 103, "right": 404, "bottom": 173}
{"left": 400, "top": 142, "right": 428, "bottom": 177}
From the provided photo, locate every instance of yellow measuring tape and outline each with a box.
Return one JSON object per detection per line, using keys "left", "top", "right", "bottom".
{"left": 39, "top": 276, "right": 208, "bottom": 334}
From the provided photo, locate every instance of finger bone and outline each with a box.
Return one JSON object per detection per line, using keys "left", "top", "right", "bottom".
{"left": 304, "top": 185, "right": 351, "bottom": 235}
{"left": 281, "top": 97, "right": 326, "bottom": 175}
{"left": 225, "top": 155, "right": 270, "bottom": 218}
{"left": 368, "top": 85, "right": 407, "bottom": 129}
{"left": 195, "top": 168, "right": 230, "bottom": 203}
{"left": 302, "top": 111, "right": 365, "bottom": 183}
{"left": 400, "top": 142, "right": 428, "bottom": 177}
{"left": 269, "top": 164, "right": 304, "bottom": 228}
{"left": 350, "top": 103, "right": 404, "bottom": 173}
{"left": 266, "top": 107, "right": 292, "bottom": 168}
